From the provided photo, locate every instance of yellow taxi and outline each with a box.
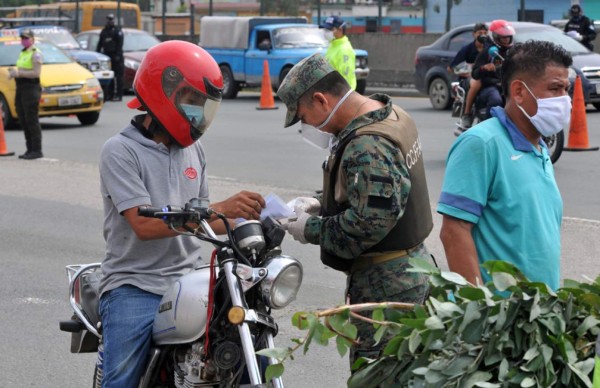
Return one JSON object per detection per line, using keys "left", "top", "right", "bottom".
{"left": 0, "top": 34, "right": 104, "bottom": 128}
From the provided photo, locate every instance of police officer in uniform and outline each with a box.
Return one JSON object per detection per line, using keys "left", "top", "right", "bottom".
{"left": 564, "top": 4, "right": 597, "bottom": 51}
{"left": 8, "top": 29, "right": 44, "bottom": 160}
{"left": 321, "top": 15, "right": 356, "bottom": 90}
{"left": 277, "top": 53, "right": 434, "bottom": 368}
{"left": 97, "top": 14, "right": 124, "bottom": 101}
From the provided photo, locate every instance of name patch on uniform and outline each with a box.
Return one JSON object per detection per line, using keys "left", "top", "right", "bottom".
{"left": 368, "top": 174, "right": 394, "bottom": 210}
{"left": 405, "top": 137, "right": 423, "bottom": 170}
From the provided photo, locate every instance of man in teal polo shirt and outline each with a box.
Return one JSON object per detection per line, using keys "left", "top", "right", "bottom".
{"left": 437, "top": 40, "right": 571, "bottom": 290}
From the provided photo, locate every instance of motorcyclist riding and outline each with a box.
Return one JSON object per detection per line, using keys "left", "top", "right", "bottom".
{"left": 452, "top": 23, "right": 488, "bottom": 130}
{"left": 459, "top": 20, "right": 515, "bottom": 133}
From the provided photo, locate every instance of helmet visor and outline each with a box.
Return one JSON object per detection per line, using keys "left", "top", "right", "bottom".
{"left": 162, "top": 66, "right": 222, "bottom": 140}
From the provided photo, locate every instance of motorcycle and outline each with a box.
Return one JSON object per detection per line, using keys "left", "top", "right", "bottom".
{"left": 59, "top": 197, "right": 303, "bottom": 387}
{"left": 450, "top": 80, "right": 564, "bottom": 164}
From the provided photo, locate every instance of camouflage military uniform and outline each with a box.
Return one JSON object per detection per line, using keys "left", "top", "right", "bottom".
{"left": 277, "top": 54, "right": 433, "bottom": 369}
{"left": 303, "top": 94, "right": 433, "bottom": 366}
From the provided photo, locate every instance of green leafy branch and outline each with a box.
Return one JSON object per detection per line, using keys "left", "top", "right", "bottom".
{"left": 259, "top": 259, "right": 600, "bottom": 387}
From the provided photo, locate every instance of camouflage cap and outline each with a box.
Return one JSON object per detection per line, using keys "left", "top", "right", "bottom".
{"left": 277, "top": 53, "right": 336, "bottom": 128}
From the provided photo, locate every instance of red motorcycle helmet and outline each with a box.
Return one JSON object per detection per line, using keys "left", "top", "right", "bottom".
{"left": 488, "top": 19, "right": 515, "bottom": 49}
{"left": 127, "top": 40, "right": 223, "bottom": 147}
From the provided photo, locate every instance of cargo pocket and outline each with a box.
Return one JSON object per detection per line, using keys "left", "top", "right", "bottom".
{"left": 368, "top": 260, "right": 429, "bottom": 303}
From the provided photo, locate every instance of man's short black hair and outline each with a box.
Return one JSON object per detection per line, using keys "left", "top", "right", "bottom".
{"left": 501, "top": 40, "right": 573, "bottom": 97}
{"left": 473, "top": 23, "right": 488, "bottom": 33}
{"left": 299, "top": 71, "right": 350, "bottom": 106}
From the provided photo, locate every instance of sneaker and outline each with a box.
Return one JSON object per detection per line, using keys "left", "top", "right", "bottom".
{"left": 460, "top": 114, "right": 473, "bottom": 128}
{"left": 21, "top": 151, "right": 43, "bottom": 160}
{"left": 18, "top": 152, "right": 30, "bottom": 159}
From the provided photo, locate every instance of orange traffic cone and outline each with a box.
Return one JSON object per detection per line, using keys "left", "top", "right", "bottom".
{"left": 0, "top": 102, "right": 15, "bottom": 157}
{"left": 256, "top": 60, "right": 278, "bottom": 110}
{"left": 564, "top": 75, "right": 599, "bottom": 152}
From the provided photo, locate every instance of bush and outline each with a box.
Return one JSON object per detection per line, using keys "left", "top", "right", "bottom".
{"left": 259, "top": 259, "right": 600, "bottom": 387}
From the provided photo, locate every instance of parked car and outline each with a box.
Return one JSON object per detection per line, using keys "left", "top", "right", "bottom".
{"left": 0, "top": 36, "right": 104, "bottom": 128}
{"left": 6, "top": 26, "right": 114, "bottom": 96}
{"left": 414, "top": 21, "right": 600, "bottom": 110}
{"left": 76, "top": 28, "right": 160, "bottom": 92}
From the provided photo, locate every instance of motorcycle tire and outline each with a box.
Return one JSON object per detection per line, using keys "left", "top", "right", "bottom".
{"left": 543, "top": 130, "right": 564, "bottom": 164}
{"left": 92, "top": 364, "right": 101, "bottom": 388}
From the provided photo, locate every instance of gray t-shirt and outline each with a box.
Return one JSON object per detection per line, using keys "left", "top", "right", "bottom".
{"left": 99, "top": 121, "right": 209, "bottom": 296}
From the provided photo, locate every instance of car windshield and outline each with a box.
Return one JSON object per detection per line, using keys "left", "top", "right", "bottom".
{"left": 123, "top": 31, "right": 160, "bottom": 52}
{"left": 31, "top": 27, "right": 80, "bottom": 50}
{"left": 0, "top": 40, "right": 72, "bottom": 66}
{"left": 515, "top": 27, "right": 590, "bottom": 55}
{"left": 273, "top": 27, "right": 328, "bottom": 49}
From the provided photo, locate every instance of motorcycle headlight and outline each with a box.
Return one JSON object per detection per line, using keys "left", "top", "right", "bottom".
{"left": 260, "top": 255, "right": 303, "bottom": 309}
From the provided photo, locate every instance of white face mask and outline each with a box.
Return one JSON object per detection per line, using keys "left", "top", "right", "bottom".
{"left": 299, "top": 89, "right": 353, "bottom": 149}
{"left": 324, "top": 30, "right": 335, "bottom": 42}
{"left": 516, "top": 81, "right": 572, "bottom": 137}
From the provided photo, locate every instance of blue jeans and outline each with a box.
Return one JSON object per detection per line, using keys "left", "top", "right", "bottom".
{"left": 99, "top": 285, "right": 162, "bottom": 388}
{"left": 479, "top": 85, "right": 503, "bottom": 118}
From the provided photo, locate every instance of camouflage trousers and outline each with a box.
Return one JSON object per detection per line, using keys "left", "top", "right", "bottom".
{"left": 346, "top": 243, "right": 432, "bottom": 368}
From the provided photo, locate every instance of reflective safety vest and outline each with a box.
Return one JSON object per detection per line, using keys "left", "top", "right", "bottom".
{"left": 16, "top": 47, "right": 39, "bottom": 70}
{"left": 326, "top": 36, "right": 356, "bottom": 90}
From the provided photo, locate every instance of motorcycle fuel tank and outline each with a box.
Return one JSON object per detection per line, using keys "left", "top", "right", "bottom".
{"left": 152, "top": 266, "right": 212, "bottom": 345}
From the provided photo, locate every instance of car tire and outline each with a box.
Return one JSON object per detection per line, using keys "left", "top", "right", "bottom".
{"left": 220, "top": 65, "right": 239, "bottom": 99}
{"left": 77, "top": 111, "right": 100, "bottom": 126}
{"left": 0, "top": 94, "right": 15, "bottom": 129}
{"left": 356, "top": 79, "right": 367, "bottom": 95}
{"left": 276, "top": 66, "right": 292, "bottom": 93}
{"left": 428, "top": 77, "right": 452, "bottom": 110}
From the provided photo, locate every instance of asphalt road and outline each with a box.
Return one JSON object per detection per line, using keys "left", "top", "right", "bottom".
{"left": 0, "top": 91, "right": 598, "bottom": 387}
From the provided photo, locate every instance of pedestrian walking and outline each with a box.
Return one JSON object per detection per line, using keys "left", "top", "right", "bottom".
{"left": 97, "top": 14, "right": 124, "bottom": 101}
{"left": 8, "top": 29, "right": 44, "bottom": 160}
{"left": 277, "top": 53, "right": 434, "bottom": 369}
{"left": 438, "top": 40, "right": 570, "bottom": 291}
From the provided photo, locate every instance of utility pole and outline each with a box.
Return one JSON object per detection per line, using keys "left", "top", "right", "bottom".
{"left": 520, "top": 0, "right": 525, "bottom": 21}
{"left": 316, "top": 0, "right": 321, "bottom": 26}
{"left": 378, "top": 0, "right": 382, "bottom": 32}
{"left": 445, "top": 0, "right": 452, "bottom": 32}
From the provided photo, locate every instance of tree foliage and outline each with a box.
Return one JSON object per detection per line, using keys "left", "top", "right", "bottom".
{"left": 258, "top": 259, "right": 600, "bottom": 387}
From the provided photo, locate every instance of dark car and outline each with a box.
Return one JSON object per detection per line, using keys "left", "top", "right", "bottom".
{"left": 414, "top": 21, "right": 600, "bottom": 110}
{"left": 75, "top": 28, "right": 160, "bottom": 92}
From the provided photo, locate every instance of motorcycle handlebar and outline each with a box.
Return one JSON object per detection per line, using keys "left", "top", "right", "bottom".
{"left": 138, "top": 206, "right": 168, "bottom": 218}
{"left": 138, "top": 199, "right": 213, "bottom": 223}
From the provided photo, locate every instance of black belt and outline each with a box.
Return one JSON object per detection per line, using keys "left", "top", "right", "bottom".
{"left": 16, "top": 78, "right": 40, "bottom": 84}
